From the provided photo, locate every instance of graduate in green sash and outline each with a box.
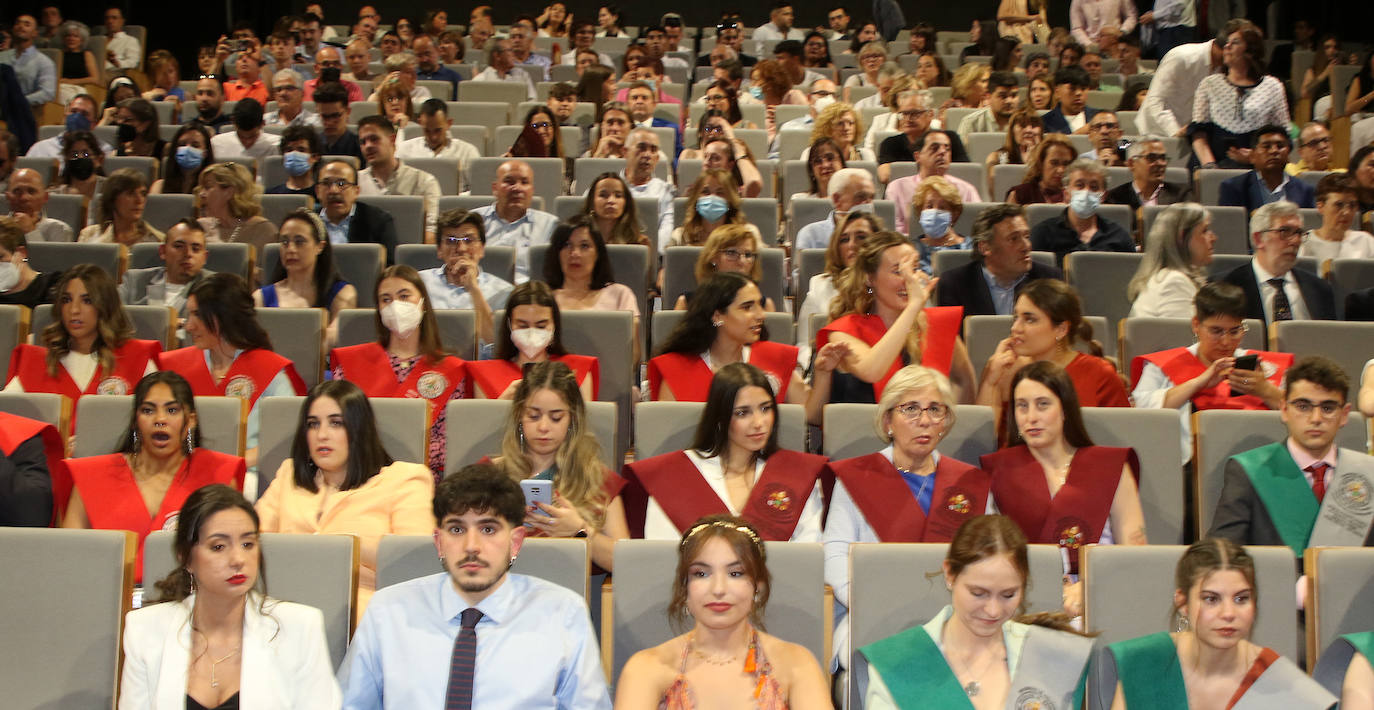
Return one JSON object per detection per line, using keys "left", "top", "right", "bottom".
{"left": 1314, "top": 632, "right": 1374, "bottom": 708}
{"left": 1098, "top": 539, "right": 1334, "bottom": 709}
{"left": 857, "top": 515, "right": 1095, "bottom": 710}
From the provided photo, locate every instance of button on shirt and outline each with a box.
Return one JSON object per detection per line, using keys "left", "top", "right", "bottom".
{"left": 358, "top": 162, "right": 442, "bottom": 236}
{"left": 338, "top": 572, "right": 612, "bottom": 710}
{"left": 473, "top": 204, "right": 559, "bottom": 283}
{"left": 1251, "top": 261, "right": 1310, "bottom": 322}
{"left": 320, "top": 205, "right": 356, "bottom": 245}
{"left": 420, "top": 266, "right": 514, "bottom": 311}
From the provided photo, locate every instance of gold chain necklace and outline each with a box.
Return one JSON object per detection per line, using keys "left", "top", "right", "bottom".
{"left": 209, "top": 645, "right": 241, "bottom": 688}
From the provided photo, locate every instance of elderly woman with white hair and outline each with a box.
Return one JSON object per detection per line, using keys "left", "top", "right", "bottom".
{"left": 821, "top": 364, "right": 993, "bottom": 671}
{"left": 793, "top": 166, "right": 876, "bottom": 252}
{"left": 1128, "top": 202, "right": 1216, "bottom": 318}
{"left": 56, "top": 21, "right": 100, "bottom": 105}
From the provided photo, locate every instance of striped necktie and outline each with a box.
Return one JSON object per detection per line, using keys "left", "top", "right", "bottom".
{"left": 444, "top": 607, "right": 483, "bottom": 710}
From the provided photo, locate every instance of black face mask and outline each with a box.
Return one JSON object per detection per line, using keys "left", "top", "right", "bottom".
{"left": 116, "top": 123, "right": 137, "bottom": 143}
{"left": 319, "top": 67, "right": 341, "bottom": 83}
{"left": 66, "top": 157, "right": 95, "bottom": 181}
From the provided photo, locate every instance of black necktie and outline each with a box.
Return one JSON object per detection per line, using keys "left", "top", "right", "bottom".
{"left": 444, "top": 608, "right": 483, "bottom": 710}
{"left": 1267, "top": 278, "right": 1292, "bottom": 321}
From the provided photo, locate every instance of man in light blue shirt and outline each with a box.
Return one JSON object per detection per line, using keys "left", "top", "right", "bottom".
{"left": 2, "top": 14, "right": 57, "bottom": 107}
{"left": 420, "top": 209, "right": 514, "bottom": 354}
{"left": 339, "top": 465, "right": 611, "bottom": 710}
{"left": 473, "top": 160, "right": 558, "bottom": 283}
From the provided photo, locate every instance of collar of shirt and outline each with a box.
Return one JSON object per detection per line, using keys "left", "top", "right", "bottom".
{"left": 981, "top": 264, "right": 1028, "bottom": 293}
{"left": 1260, "top": 171, "right": 1290, "bottom": 199}
{"left": 1133, "top": 181, "right": 1165, "bottom": 205}
{"left": 437, "top": 564, "right": 522, "bottom": 626}
{"left": 489, "top": 208, "right": 532, "bottom": 227}
{"left": 320, "top": 203, "right": 357, "bottom": 227}
{"left": 442, "top": 266, "right": 484, "bottom": 289}
{"left": 1250, "top": 259, "right": 1289, "bottom": 287}
{"left": 1286, "top": 437, "right": 1338, "bottom": 477}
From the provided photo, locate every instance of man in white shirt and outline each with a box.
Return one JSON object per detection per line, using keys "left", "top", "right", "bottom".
{"left": 642, "top": 26, "right": 688, "bottom": 75}
{"left": 886, "top": 130, "right": 982, "bottom": 234}
{"left": 396, "top": 99, "right": 481, "bottom": 193}
{"left": 474, "top": 160, "right": 559, "bottom": 282}
{"left": 5, "top": 169, "right": 73, "bottom": 242}
{"left": 620, "top": 128, "right": 676, "bottom": 253}
{"left": 1137, "top": 20, "right": 1243, "bottom": 137}
{"left": 421, "top": 209, "right": 514, "bottom": 346}
{"left": 956, "top": 71, "right": 1019, "bottom": 145}
{"left": 357, "top": 115, "right": 442, "bottom": 245}
{"left": 264, "top": 70, "right": 322, "bottom": 128}
{"left": 210, "top": 100, "right": 282, "bottom": 163}
{"left": 4, "top": 14, "right": 57, "bottom": 108}
{"left": 825, "top": 6, "right": 853, "bottom": 41}
{"left": 474, "top": 38, "right": 537, "bottom": 102}
{"left": 753, "top": 1, "right": 806, "bottom": 54}
{"left": 771, "top": 78, "right": 838, "bottom": 157}
{"left": 101, "top": 7, "right": 141, "bottom": 72}
{"left": 560, "top": 22, "right": 615, "bottom": 68}
{"left": 1222, "top": 200, "right": 1337, "bottom": 328}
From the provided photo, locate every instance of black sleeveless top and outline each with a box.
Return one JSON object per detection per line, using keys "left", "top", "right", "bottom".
{"left": 187, "top": 692, "right": 240, "bottom": 710}
{"left": 61, "top": 51, "right": 87, "bottom": 79}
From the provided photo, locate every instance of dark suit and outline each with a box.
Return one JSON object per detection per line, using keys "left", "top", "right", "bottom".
{"left": 1217, "top": 171, "right": 1316, "bottom": 214}
{"left": 1103, "top": 180, "right": 1192, "bottom": 211}
{"left": 1221, "top": 261, "right": 1336, "bottom": 332}
{"left": 339, "top": 201, "right": 399, "bottom": 264}
{"left": 935, "top": 259, "right": 1064, "bottom": 320}
{"left": 118, "top": 268, "right": 215, "bottom": 317}
{"left": 1347, "top": 287, "right": 1374, "bottom": 321}
{"left": 1041, "top": 106, "right": 1100, "bottom": 135}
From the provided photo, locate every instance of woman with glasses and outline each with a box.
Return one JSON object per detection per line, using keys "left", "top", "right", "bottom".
{"left": 1189, "top": 25, "right": 1289, "bottom": 169}
{"left": 375, "top": 82, "right": 414, "bottom": 129}
{"left": 51, "top": 130, "right": 106, "bottom": 204}
{"left": 1128, "top": 202, "right": 1217, "bottom": 318}
{"left": 693, "top": 81, "right": 757, "bottom": 132}
{"left": 673, "top": 225, "right": 775, "bottom": 312}
{"left": 802, "top": 31, "right": 836, "bottom": 81}
{"left": 1131, "top": 282, "right": 1291, "bottom": 462}
{"left": 843, "top": 41, "right": 888, "bottom": 104}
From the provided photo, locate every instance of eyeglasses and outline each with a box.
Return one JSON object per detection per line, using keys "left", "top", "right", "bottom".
{"left": 810, "top": 89, "right": 836, "bottom": 98}
{"left": 1202, "top": 323, "right": 1249, "bottom": 338}
{"left": 898, "top": 109, "right": 932, "bottom": 121}
{"left": 1287, "top": 399, "right": 1344, "bottom": 417}
{"left": 1136, "top": 152, "right": 1169, "bottom": 163}
{"left": 720, "top": 248, "right": 757, "bottom": 261}
{"left": 1263, "top": 226, "right": 1305, "bottom": 240}
{"left": 891, "top": 401, "right": 949, "bottom": 422}
{"left": 442, "top": 236, "right": 479, "bottom": 247}
{"left": 1302, "top": 136, "right": 1332, "bottom": 148}
{"left": 316, "top": 178, "right": 356, "bottom": 189}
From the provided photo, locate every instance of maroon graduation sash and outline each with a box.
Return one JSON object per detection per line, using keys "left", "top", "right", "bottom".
{"left": 983, "top": 445, "right": 1137, "bottom": 575}
{"left": 648, "top": 341, "right": 800, "bottom": 402}
{"left": 828, "top": 453, "right": 990, "bottom": 542}
{"left": 8, "top": 339, "right": 162, "bottom": 400}
{"left": 329, "top": 343, "right": 468, "bottom": 427}
{"left": 622, "top": 449, "right": 827, "bottom": 540}
{"left": 468, "top": 354, "right": 600, "bottom": 399}
{"left": 1131, "top": 347, "right": 1292, "bottom": 411}
{"left": 0, "top": 412, "right": 69, "bottom": 524}
{"left": 158, "top": 346, "right": 307, "bottom": 406}
{"left": 816, "top": 307, "right": 963, "bottom": 400}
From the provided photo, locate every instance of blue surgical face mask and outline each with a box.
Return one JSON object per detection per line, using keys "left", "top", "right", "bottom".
{"left": 747, "top": 85, "right": 763, "bottom": 100}
{"left": 919, "top": 208, "right": 952, "bottom": 238}
{"left": 65, "top": 111, "right": 92, "bottom": 133}
{"left": 174, "top": 145, "right": 204, "bottom": 171}
{"left": 1069, "top": 189, "right": 1103, "bottom": 218}
{"left": 283, "top": 150, "right": 312, "bottom": 177}
{"left": 695, "top": 195, "right": 730, "bottom": 221}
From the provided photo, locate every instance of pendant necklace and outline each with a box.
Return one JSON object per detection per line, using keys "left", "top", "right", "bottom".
{"left": 948, "top": 643, "right": 1002, "bottom": 697}
{"left": 209, "top": 645, "right": 241, "bottom": 688}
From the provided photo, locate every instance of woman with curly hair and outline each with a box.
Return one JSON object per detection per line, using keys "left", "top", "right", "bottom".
{"left": 674, "top": 224, "right": 776, "bottom": 312}
{"left": 194, "top": 162, "right": 278, "bottom": 254}
{"left": 375, "top": 81, "right": 415, "bottom": 129}
{"left": 753, "top": 59, "right": 808, "bottom": 140}
{"left": 984, "top": 109, "right": 1045, "bottom": 195}
{"left": 78, "top": 168, "right": 164, "bottom": 245}
{"left": 804, "top": 102, "right": 873, "bottom": 162}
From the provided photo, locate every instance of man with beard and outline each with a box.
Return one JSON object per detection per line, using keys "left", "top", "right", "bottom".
{"left": 189, "top": 76, "right": 232, "bottom": 130}
{"left": 338, "top": 465, "right": 611, "bottom": 709}
{"left": 1222, "top": 200, "right": 1335, "bottom": 328}
{"left": 315, "top": 159, "right": 398, "bottom": 263}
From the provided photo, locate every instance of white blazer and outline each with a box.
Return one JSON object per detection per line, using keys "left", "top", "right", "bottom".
{"left": 118, "top": 593, "right": 341, "bottom": 710}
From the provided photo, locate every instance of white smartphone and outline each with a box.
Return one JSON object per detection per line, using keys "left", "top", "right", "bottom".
{"left": 520, "top": 479, "right": 554, "bottom": 510}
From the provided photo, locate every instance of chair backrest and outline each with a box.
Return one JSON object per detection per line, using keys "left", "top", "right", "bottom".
{"left": 1064, "top": 251, "right": 1144, "bottom": 331}
{"left": 26, "top": 241, "right": 123, "bottom": 279}
{"left": 0, "top": 391, "right": 70, "bottom": 439}
{"left": 403, "top": 157, "right": 461, "bottom": 196}
{"left": 33, "top": 303, "right": 174, "bottom": 349}
{"left": 376, "top": 535, "right": 591, "bottom": 603}
{"left": 991, "top": 163, "right": 1028, "bottom": 200}
{"left": 571, "top": 158, "right": 670, "bottom": 191}
{"left": 144, "top": 194, "right": 196, "bottom": 232}
{"left": 334, "top": 308, "right": 477, "bottom": 359}
{"left": 255, "top": 396, "right": 428, "bottom": 496}
{"left": 1329, "top": 258, "right": 1374, "bottom": 317}
{"left": 0, "top": 304, "right": 30, "bottom": 379}
{"left": 466, "top": 157, "right": 566, "bottom": 209}
{"left": 1197, "top": 168, "right": 1251, "bottom": 205}
{"left": 1142, "top": 204, "right": 1250, "bottom": 255}
{"left": 821, "top": 403, "right": 998, "bottom": 466}
{"left": 105, "top": 155, "right": 159, "bottom": 185}
{"left": 660, "top": 246, "right": 786, "bottom": 314}
{"left": 1118, "top": 317, "right": 1265, "bottom": 373}
{"left": 649, "top": 311, "right": 796, "bottom": 358}
{"left": 1194, "top": 410, "right": 1368, "bottom": 535}
{"left": 1081, "top": 407, "right": 1186, "bottom": 544}
{"left": 1026, "top": 203, "right": 1134, "bottom": 234}
{"left": 443, "top": 399, "right": 618, "bottom": 476}
{"left": 527, "top": 243, "right": 651, "bottom": 320}
{"left": 72, "top": 394, "right": 245, "bottom": 459}
{"left": 356, "top": 195, "right": 426, "bottom": 244}
{"left": 633, "top": 402, "right": 807, "bottom": 458}
{"left": 1272, "top": 321, "right": 1374, "bottom": 400}
{"left": 262, "top": 242, "right": 385, "bottom": 306}
{"left": 254, "top": 307, "right": 326, "bottom": 388}
{"left": 143, "top": 531, "right": 359, "bottom": 669}
{"left": 1307, "top": 547, "right": 1374, "bottom": 670}
{"left": 609, "top": 540, "right": 825, "bottom": 685}
{"left": 457, "top": 80, "right": 531, "bottom": 107}
{"left": 1082, "top": 544, "right": 1299, "bottom": 658}
{"left": 0, "top": 528, "right": 133, "bottom": 710}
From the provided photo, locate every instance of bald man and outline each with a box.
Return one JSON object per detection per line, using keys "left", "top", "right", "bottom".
{"left": 6, "top": 169, "right": 73, "bottom": 242}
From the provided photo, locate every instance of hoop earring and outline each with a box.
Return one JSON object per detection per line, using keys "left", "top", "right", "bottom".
{"left": 1172, "top": 610, "right": 1191, "bottom": 632}
{"left": 713, "top": 320, "right": 723, "bottom": 327}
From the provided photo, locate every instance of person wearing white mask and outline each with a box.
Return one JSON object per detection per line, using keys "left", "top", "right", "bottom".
{"left": 1029, "top": 158, "right": 1134, "bottom": 268}
{"left": 419, "top": 209, "right": 513, "bottom": 353}
{"left": 468, "top": 281, "right": 599, "bottom": 402}
{"left": 329, "top": 265, "right": 469, "bottom": 478}
{"left": 912, "top": 176, "right": 970, "bottom": 275}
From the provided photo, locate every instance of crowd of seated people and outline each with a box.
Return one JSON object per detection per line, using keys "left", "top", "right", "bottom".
{"left": 6, "top": 3, "right": 1374, "bottom": 709}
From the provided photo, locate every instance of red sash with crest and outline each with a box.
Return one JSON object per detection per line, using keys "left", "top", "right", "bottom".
{"left": 983, "top": 445, "right": 1137, "bottom": 575}
{"left": 8, "top": 340, "right": 162, "bottom": 400}
{"left": 621, "top": 449, "right": 826, "bottom": 540}
{"left": 468, "top": 354, "right": 600, "bottom": 400}
{"left": 1131, "top": 347, "right": 1292, "bottom": 411}
{"left": 828, "top": 453, "right": 990, "bottom": 542}
{"left": 0, "top": 412, "right": 69, "bottom": 524}
{"left": 330, "top": 343, "right": 468, "bottom": 426}
{"left": 816, "top": 307, "right": 963, "bottom": 400}
{"left": 158, "top": 347, "right": 307, "bottom": 406}
{"left": 66, "top": 449, "right": 246, "bottom": 581}
{"left": 648, "top": 340, "right": 800, "bottom": 402}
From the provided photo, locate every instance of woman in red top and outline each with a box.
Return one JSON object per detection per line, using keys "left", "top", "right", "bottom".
{"left": 814, "top": 231, "right": 976, "bottom": 412}
{"left": 61, "top": 371, "right": 246, "bottom": 583}
{"left": 5, "top": 264, "right": 161, "bottom": 406}
{"left": 467, "top": 281, "right": 598, "bottom": 401}
{"left": 329, "top": 265, "right": 467, "bottom": 479}
{"left": 977, "top": 278, "right": 1129, "bottom": 434}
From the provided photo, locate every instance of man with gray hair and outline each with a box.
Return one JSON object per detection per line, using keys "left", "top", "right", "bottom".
{"left": 621, "top": 127, "right": 676, "bottom": 253}
{"left": 366, "top": 51, "right": 434, "bottom": 104}
{"left": 473, "top": 38, "right": 536, "bottom": 101}
{"left": 936, "top": 203, "right": 1062, "bottom": 319}
{"left": 877, "top": 88, "right": 971, "bottom": 182}
{"left": 264, "top": 70, "right": 322, "bottom": 128}
{"left": 1030, "top": 157, "right": 1134, "bottom": 266}
{"left": 1104, "top": 137, "right": 1190, "bottom": 230}
{"left": 1222, "top": 200, "right": 1336, "bottom": 329}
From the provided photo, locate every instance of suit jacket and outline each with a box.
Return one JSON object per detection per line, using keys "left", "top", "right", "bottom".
{"left": 1103, "top": 180, "right": 1191, "bottom": 212}
{"left": 1209, "top": 447, "right": 1374, "bottom": 551}
{"left": 644, "top": 117, "right": 684, "bottom": 160}
{"left": 118, "top": 268, "right": 215, "bottom": 317}
{"left": 935, "top": 259, "right": 1065, "bottom": 319}
{"left": 1217, "top": 171, "right": 1316, "bottom": 214}
{"left": 1221, "top": 261, "right": 1336, "bottom": 331}
{"left": 345, "top": 201, "right": 399, "bottom": 264}
{"left": 1041, "top": 105, "right": 1100, "bottom": 135}
{"left": 118, "top": 594, "right": 340, "bottom": 710}
{"left": 1347, "top": 287, "right": 1374, "bottom": 321}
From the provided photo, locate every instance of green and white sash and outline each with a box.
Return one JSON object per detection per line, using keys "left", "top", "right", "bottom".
{"left": 1233, "top": 444, "right": 1374, "bottom": 556}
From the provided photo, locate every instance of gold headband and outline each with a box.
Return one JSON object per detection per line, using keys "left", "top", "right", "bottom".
{"left": 679, "top": 519, "right": 766, "bottom": 560}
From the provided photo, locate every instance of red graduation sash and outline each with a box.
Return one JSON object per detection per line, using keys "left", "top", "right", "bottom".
{"left": 982, "top": 445, "right": 1137, "bottom": 575}
{"left": 66, "top": 449, "right": 246, "bottom": 581}
{"left": 828, "top": 453, "right": 990, "bottom": 542}
{"left": 1131, "top": 347, "right": 1292, "bottom": 411}
{"left": 816, "top": 307, "right": 963, "bottom": 400}
{"left": 468, "top": 354, "right": 600, "bottom": 399}
{"left": 158, "top": 346, "right": 307, "bottom": 406}
{"left": 0, "top": 412, "right": 69, "bottom": 525}
{"left": 8, "top": 340, "right": 162, "bottom": 400}
{"left": 621, "top": 449, "right": 826, "bottom": 540}
{"left": 647, "top": 341, "right": 800, "bottom": 401}
{"left": 329, "top": 343, "right": 469, "bottom": 427}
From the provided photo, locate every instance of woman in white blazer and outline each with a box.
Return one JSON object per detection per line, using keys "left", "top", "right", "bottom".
{"left": 1128, "top": 202, "right": 1217, "bottom": 319}
{"left": 119, "top": 484, "right": 340, "bottom": 710}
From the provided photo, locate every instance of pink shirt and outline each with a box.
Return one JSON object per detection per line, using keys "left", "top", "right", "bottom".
{"left": 304, "top": 77, "right": 365, "bottom": 104}
{"left": 1287, "top": 438, "right": 1338, "bottom": 489}
{"left": 886, "top": 172, "right": 983, "bottom": 234}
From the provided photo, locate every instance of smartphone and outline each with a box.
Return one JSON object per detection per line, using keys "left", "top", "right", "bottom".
{"left": 520, "top": 479, "right": 554, "bottom": 511}
{"left": 1234, "top": 354, "right": 1259, "bottom": 371}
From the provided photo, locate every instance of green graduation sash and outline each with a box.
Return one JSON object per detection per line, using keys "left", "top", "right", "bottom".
{"left": 1107, "top": 632, "right": 1188, "bottom": 710}
{"left": 1313, "top": 632, "right": 1374, "bottom": 696}
{"left": 1233, "top": 443, "right": 1320, "bottom": 557}
{"left": 859, "top": 626, "right": 974, "bottom": 710}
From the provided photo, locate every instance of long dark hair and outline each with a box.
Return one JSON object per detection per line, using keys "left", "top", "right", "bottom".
{"left": 575, "top": 65, "right": 614, "bottom": 106}
{"left": 151, "top": 484, "right": 268, "bottom": 602}
{"left": 668, "top": 514, "right": 770, "bottom": 631}
{"left": 164, "top": 123, "right": 214, "bottom": 194}
{"left": 581, "top": 171, "right": 645, "bottom": 246}
{"left": 118, "top": 371, "right": 202, "bottom": 455}
{"left": 689, "top": 362, "right": 780, "bottom": 459}
{"left": 706, "top": 79, "right": 744, "bottom": 125}
{"left": 271, "top": 209, "right": 345, "bottom": 309}
{"left": 518, "top": 105, "right": 565, "bottom": 159}
{"left": 189, "top": 273, "right": 274, "bottom": 351}
{"left": 1006, "top": 360, "right": 1095, "bottom": 448}
{"left": 495, "top": 281, "right": 570, "bottom": 361}
{"left": 544, "top": 215, "right": 614, "bottom": 289}
{"left": 374, "top": 264, "right": 447, "bottom": 363}
{"left": 289, "top": 380, "right": 394, "bottom": 492}
{"left": 657, "top": 272, "right": 764, "bottom": 356}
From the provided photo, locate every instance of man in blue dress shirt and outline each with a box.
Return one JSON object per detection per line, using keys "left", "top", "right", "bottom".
{"left": 339, "top": 465, "right": 611, "bottom": 709}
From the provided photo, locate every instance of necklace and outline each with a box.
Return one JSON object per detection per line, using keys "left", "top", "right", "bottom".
{"left": 895, "top": 461, "right": 934, "bottom": 499}
{"left": 947, "top": 643, "right": 1003, "bottom": 696}
{"left": 689, "top": 628, "right": 756, "bottom": 667}
{"left": 209, "top": 645, "right": 241, "bottom": 688}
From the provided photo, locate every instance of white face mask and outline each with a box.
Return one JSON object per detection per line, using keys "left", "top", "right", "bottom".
{"left": 812, "top": 95, "right": 836, "bottom": 114}
{"left": 379, "top": 299, "right": 424, "bottom": 336}
{"left": 510, "top": 327, "right": 554, "bottom": 359}
{"left": 0, "top": 261, "right": 19, "bottom": 292}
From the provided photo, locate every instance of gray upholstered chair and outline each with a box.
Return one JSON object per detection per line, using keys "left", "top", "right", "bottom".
{"left": 443, "top": 399, "right": 617, "bottom": 476}
{"left": 72, "top": 394, "right": 244, "bottom": 458}
{"left": 376, "top": 535, "right": 591, "bottom": 602}
{"left": 633, "top": 401, "right": 806, "bottom": 458}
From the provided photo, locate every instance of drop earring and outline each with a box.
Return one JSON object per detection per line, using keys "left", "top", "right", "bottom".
{"left": 131, "top": 430, "right": 141, "bottom": 450}
{"left": 518, "top": 425, "right": 526, "bottom": 450}
{"left": 187, "top": 569, "right": 197, "bottom": 594}
{"left": 184, "top": 427, "right": 196, "bottom": 454}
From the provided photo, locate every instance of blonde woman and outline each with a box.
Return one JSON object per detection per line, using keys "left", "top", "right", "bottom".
{"left": 668, "top": 170, "right": 758, "bottom": 248}
{"left": 674, "top": 224, "right": 775, "bottom": 312}
{"left": 803, "top": 102, "right": 873, "bottom": 162}
{"left": 912, "top": 176, "right": 970, "bottom": 275}
{"left": 195, "top": 162, "right": 278, "bottom": 255}
{"left": 797, "top": 211, "right": 882, "bottom": 364}
{"left": 1128, "top": 203, "right": 1215, "bottom": 318}
{"left": 843, "top": 41, "right": 890, "bottom": 103}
